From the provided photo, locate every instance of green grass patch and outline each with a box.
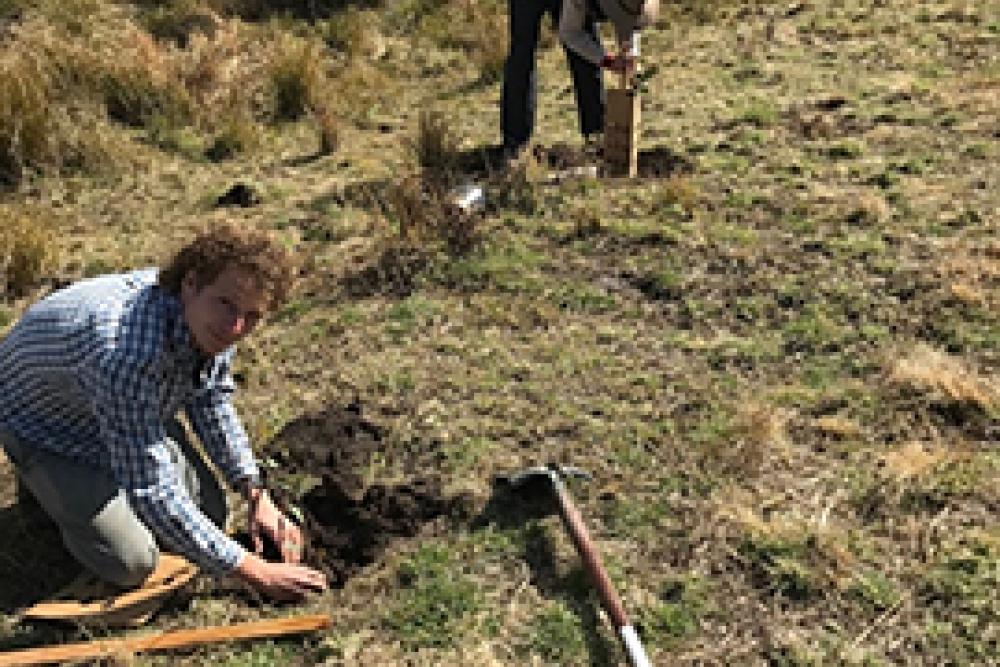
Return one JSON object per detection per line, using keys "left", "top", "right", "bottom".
{"left": 439, "top": 242, "right": 546, "bottom": 292}
{"left": 849, "top": 571, "right": 902, "bottom": 612}
{"left": 640, "top": 575, "right": 713, "bottom": 648}
{"left": 384, "top": 543, "right": 487, "bottom": 650}
{"left": 522, "top": 604, "right": 587, "bottom": 663}
{"left": 739, "top": 533, "right": 821, "bottom": 601}
{"left": 918, "top": 532, "right": 999, "bottom": 661}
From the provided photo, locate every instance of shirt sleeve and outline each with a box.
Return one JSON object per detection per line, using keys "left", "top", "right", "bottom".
{"left": 85, "top": 354, "right": 247, "bottom": 575}
{"left": 185, "top": 354, "right": 261, "bottom": 489}
{"left": 559, "top": 0, "right": 606, "bottom": 65}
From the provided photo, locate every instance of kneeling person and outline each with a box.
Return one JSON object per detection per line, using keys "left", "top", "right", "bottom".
{"left": 0, "top": 225, "right": 327, "bottom": 602}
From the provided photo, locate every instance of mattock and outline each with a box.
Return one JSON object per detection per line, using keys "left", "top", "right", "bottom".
{"left": 496, "top": 463, "right": 652, "bottom": 667}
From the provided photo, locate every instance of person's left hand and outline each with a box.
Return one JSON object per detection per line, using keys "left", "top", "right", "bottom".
{"left": 600, "top": 53, "right": 636, "bottom": 74}
{"left": 249, "top": 488, "right": 304, "bottom": 564}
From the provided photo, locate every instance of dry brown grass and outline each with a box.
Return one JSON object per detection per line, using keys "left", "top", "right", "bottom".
{"left": 0, "top": 205, "right": 60, "bottom": 296}
{"left": 0, "top": 48, "right": 57, "bottom": 185}
{"left": 813, "top": 415, "right": 862, "bottom": 438}
{"left": 267, "top": 34, "right": 324, "bottom": 122}
{"left": 712, "top": 402, "right": 793, "bottom": 478}
{"left": 143, "top": 0, "right": 222, "bottom": 47}
{"left": 888, "top": 344, "right": 998, "bottom": 413}
{"left": 880, "top": 440, "right": 955, "bottom": 480}
{"left": 936, "top": 236, "right": 1000, "bottom": 309}
{"left": 409, "top": 109, "right": 462, "bottom": 180}
{"left": 204, "top": 105, "right": 260, "bottom": 161}
{"left": 321, "top": 7, "right": 386, "bottom": 61}
{"left": 418, "top": 0, "right": 508, "bottom": 84}
{"left": 173, "top": 19, "right": 241, "bottom": 111}
{"left": 386, "top": 175, "right": 480, "bottom": 255}
{"left": 313, "top": 104, "right": 341, "bottom": 156}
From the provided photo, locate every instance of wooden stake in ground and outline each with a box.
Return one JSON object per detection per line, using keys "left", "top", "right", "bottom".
{"left": 0, "top": 614, "right": 332, "bottom": 667}
{"left": 604, "top": 48, "right": 640, "bottom": 178}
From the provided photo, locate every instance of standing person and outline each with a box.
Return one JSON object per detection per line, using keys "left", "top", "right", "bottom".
{"left": 0, "top": 224, "right": 327, "bottom": 602}
{"left": 559, "top": 0, "right": 660, "bottom": 75}
{"left": 501, "top": 0, "right": 605, "bottom": 160}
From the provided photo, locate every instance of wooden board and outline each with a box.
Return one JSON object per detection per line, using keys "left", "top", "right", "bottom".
{"left": 0, "top": 614, "right": 332, "bottom": 666}
{"left": 21, "top": 554, "right": 197, "bottom": 628}
{"left": 604, "top": 88, "right": 640, "bottom": 178}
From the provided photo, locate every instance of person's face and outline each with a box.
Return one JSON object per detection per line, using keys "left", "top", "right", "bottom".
{"left": 180, "top": 265, "right": 268, "bottom": 357}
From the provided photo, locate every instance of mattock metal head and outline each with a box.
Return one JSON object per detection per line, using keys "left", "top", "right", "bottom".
{"left": 495, "top": 462, "right": 593, "bottom": 490}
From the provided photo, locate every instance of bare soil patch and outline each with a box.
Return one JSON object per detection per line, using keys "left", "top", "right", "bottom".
{"left": 267, "top": 404, "right": 468, "bottom": 587}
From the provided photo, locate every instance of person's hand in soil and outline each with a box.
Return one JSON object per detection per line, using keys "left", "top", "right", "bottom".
{"left": 249, "top": 487, "right": 304, "bottom": 563}
{"left": 235, "top": 552, "right": 328, "bottom": 602}
{"left": 237, "top": 486, "right": 327, "bottom": 601}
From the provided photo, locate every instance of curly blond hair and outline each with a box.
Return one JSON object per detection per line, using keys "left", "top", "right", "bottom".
{"left": 158, "top": 224, "right": 296, "bottom": 310}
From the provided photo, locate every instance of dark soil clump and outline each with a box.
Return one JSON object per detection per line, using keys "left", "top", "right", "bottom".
{"left": 637, "top": 147, "right": 694, "bottom": 178}
{"left": 532, "top": 142, "right": 595, "bottom": 170}
{"left": 266, "top": 403, "right": 468, "bottom": 587}
{"left": 296, "top": 476, "right": 458, "bottom": 586}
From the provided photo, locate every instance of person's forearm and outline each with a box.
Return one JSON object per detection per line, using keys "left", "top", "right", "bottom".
{"left": 235, "top": 550, "right": 266, "bottom": 583}
{"left": 559, "top": 0, "right": 605, "bottom": 65}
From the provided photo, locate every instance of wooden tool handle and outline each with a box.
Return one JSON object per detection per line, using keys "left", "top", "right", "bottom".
{"left": 0, "top": 614, "right": 331, "bottom": 666}
{"left": 552, "top": 482, "right": 629, "bottom": 628}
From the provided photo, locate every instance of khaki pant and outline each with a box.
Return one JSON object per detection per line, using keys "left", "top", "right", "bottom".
{"left": 0, "top": 420, "right": 226, "bottom": 588}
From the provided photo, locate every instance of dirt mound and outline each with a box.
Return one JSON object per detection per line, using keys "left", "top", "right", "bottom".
{"left": 268, "top": 402, "right": 385, "bottom": 499}
{"left": 638, "top": 147, "right": 694, "bottom": 178}
{"left": 533, "top": 143, "right": 694, "bottom": 178}
{"left": 266, "top": 403, "right": 466, "bottom": 587}
{"left": 533, "top": 142, "right": 596, "bottom": 170}
{"left": 296, "top": 477, "right": 458, "bottom": 586}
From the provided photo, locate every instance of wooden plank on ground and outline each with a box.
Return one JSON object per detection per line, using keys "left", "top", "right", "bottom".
{"left": 0, "top": 614, "right": 332, "bottom": 666}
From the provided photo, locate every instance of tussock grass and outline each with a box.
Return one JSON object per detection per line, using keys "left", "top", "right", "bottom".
{"left": 142, "top": 0, "right": 221, "bottom": 47}
{"left": 313, "top": 104, "right": 340, "bottom": 156}
{"left": 424, "top": 0, "right": 507, "bottom": 83}
{"left": 268, "top": 35, "right": 324, "bottom": 122}
{"left": 0, "top": 205, "right": 60, "bottom": 296}
{"left": 386, "top": 175, "right": 480, "bottom": 255}
{"left": 485, "top": 155, "right": 545, "bottom": 215}
{"left": 0, "top": 50, "right": 57, "bottom": 185}
{"left": 204, "top": 106, "right": 259, "bottom": 161}
{"left": 719, "top": 500, "right": 857, "bottom": 599}
{"left": 321, "top": 7, "right": 385, "bottom": 61}
{"left": 408, "top": 109, "right": 462, "bottom": 181}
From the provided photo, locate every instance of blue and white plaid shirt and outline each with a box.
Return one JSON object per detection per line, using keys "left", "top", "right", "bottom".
{"left": 0, "top": 269, "right": 261, "bottom": 574}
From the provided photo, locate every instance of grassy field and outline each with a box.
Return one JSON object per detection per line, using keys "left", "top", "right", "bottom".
{"left": 0, "top": 0, "right": 997, "bottom": 664}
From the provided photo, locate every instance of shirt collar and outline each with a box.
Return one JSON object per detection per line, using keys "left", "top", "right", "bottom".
{"left": 157, "top": 284, "right": 231, "bottom": 383}
{"left": 158, "top": 286, "right": 212, "bottom": 370}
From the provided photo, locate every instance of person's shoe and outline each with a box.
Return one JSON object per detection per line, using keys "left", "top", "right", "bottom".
{"left": 583, "top": 133, "right": 604, "bottom": 159}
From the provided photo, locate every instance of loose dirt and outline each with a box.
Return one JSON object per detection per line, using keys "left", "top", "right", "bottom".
{"left": 266, "top": 403, "right": 467, "bottom": 587}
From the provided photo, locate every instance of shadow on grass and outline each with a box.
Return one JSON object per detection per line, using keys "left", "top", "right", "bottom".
{"left": 209, "top": 0, "right": 380, "bottom": 22}
{"left": 472, "top": 480, "right": 618, "bottom": 667}
{"left": 0, "top": 499, "right": 80, "bottom": 651}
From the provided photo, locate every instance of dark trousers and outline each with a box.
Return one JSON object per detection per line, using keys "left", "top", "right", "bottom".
{"left": 501, "top": 0, "right": 604, "bottom": 151}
